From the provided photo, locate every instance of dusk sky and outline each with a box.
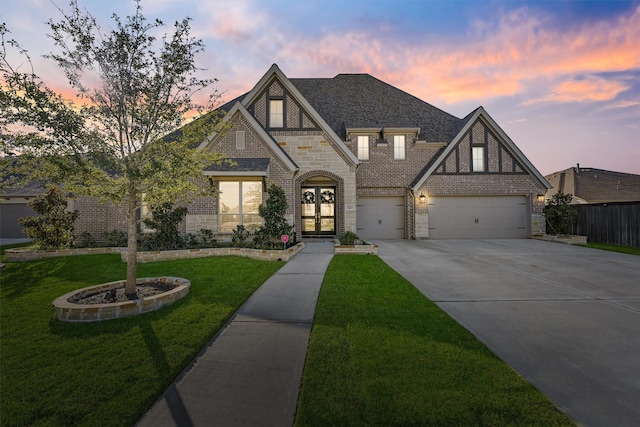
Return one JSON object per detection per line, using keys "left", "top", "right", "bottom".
{"left": 2, "top": 0, "right": 639, "bottom": 176}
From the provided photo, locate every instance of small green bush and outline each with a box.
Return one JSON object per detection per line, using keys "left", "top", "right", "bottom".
{"left": 543, "top": 192, "right": 579, "bottom": 235}
{"left": 101, "top": 230, "right": 127, "bottom": 247}
{"left": 232, "top": 224, "right": 250, "bottom": 247}
{"left": 140, "top": 203, "right": 188, "bottom": 250}
{"left": 19, "top": 185, "right": 79, "bottom": 249}
{"left": 339, "top": 231, "right": 361, "bottom": 245}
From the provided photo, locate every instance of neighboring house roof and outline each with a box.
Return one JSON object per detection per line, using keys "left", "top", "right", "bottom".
{"left": 545, "top": 166, "right": 640, "bottom": 203}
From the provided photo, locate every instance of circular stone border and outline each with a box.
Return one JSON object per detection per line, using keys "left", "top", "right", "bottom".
{"left": 53, "top": 277, "right": 191, "bottom": 322}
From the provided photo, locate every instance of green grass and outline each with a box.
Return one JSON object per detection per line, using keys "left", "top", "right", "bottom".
{"left": 584, "top": 242, "right": 640, "bottom": 256}
{"left": 295, "top": 255, "right": 574, "bottom": 426}
{"left": 0, "top": 253, "right": 282, "bottom": 426}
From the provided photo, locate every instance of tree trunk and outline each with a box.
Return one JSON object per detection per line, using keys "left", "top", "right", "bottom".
{"left": 124, "top": 195, "right": 138, "bottom": 297}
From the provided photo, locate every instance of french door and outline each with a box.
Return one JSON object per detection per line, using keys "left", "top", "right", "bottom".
{"left": 301, "top": 186, "right": 336, "bottom": 236}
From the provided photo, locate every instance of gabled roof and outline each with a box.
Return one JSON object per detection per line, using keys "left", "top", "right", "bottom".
{"left": 545, "top": 166, "right": 640, "bottom": 203}
{"left": 411, "top": 107, "right": 551, "bottom": 191}
{"left": 199, "top": 101, "right": 298, "bottom": 172}
{"left": 240, "top": 64, "right": 359, "bottom": 166}
{"left": 290, "top": 74, "right": 463, "bottom": 143}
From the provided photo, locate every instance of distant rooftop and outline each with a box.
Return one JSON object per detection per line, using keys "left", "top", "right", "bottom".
{"left": 545, "top": 165, "right": 640, "bottom": 203}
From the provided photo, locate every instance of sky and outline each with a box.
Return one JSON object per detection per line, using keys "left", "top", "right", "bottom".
{"left": 1, "top": 0, "right": 639, "bottom": 176}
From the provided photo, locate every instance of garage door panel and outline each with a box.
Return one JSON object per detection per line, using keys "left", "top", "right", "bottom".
{"left": 356, "top": 197, "right": 404, "bottom": 240}
{"left": 429, "top": 196, "right": 528, "bottom": 239}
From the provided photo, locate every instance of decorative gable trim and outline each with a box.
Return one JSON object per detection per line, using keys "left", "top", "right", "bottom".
{"left": 411, "top": 107, "right": 550, "bottom": 191}
{"left": 242, "top": 64, "right": 359, "bottom": 166}
{"left": 198, "top": 101, "right": 298, "bottom": 172}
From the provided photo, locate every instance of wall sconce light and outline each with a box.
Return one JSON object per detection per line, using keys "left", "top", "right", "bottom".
{"left": 536, "top": 194, "right": 545, "bottom": 203}
{"left": 419, "top": 192, "right": 426, "bottom": 204}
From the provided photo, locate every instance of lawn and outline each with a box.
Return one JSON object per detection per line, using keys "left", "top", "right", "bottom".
{"left": 584, "top": 242, "right": 640, "bottom": 256}
{"left": 295, "top": 255, "right": 574, "bottom": 426}
{"left": 0, "top": 253, "right": 282, "bottom": 426}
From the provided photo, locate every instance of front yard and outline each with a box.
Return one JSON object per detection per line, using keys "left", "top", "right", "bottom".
{"left": 1, "top": 249, "right": 574, "bottom": 426}
{"left": 0, "top": 253, "right": 282, "bottom": 426}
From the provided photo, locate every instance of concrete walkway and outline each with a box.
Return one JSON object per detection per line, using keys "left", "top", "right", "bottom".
{"left": 136, "top": 242, "right": 333, "bottom": 427}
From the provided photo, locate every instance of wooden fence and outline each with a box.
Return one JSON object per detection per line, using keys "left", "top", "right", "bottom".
{"left": 570, "top": 201, "right": 640, "bottom": 247}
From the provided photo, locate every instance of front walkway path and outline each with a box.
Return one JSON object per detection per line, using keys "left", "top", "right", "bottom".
{"left": 136, "top": 242, "right": 334, "bottom": 427}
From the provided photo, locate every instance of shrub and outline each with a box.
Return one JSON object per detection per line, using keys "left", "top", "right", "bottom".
{"left": 253, "top": 183, "right": 294, "bottom": 248}
{"left": 76, "top": 231, "right": 97, "bottom": 248}
{"left": 101, "top": 230, "right": 128, "bottom": 247}
{"left": 19, "top": 185, "right": 79, "bottom": 249}
{"left": 339, "top": 231, "right": 362, "bottom": 245}
{"left": 543, "top": 193, "right": 579, "bottom": 235}
{"left": 185, "top": 229, "right": 217, "bottom": 248}
{"left": 141, "top": 203, "right": 188, "bottom": 250}
{"left": 232, "top": 225, "right": 250, "bottom": 247}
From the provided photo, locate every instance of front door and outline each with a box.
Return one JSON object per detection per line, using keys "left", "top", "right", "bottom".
{"left": 301, "top": 186, "right": 336, "bottom": 236}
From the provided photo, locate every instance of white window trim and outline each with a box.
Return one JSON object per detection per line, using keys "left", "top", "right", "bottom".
{"left": 269, "top": 99, "right": 283, "bottom": 128}
{"left": 218, "top": 179, "right": 262, "bottom": 232}
{"left": 357, "top": 135, "right": 369, "bottom": 160}
{"left": 472, "top": 146, "right": 485, "bottom": 172}
{"left": 394, "top": 135, "right": 406, "bottom": 160}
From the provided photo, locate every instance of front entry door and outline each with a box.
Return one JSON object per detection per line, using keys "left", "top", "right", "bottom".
{"left": 301, "top": 186, "right": 336, "bottom": 236}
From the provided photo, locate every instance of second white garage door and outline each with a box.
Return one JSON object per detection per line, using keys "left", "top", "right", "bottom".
{"left": 356, "top": 197, "right": 405, "bottom": 240}
{"left": 428, "top": 196, "right": 528, "bottom": 239}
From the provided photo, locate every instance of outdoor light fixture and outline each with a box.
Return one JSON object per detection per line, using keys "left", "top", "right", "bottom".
{"left": 537, "top": 194, "right": 545, "bottom": 203}
{"left": 419, "top": 192, "right": 426, "bottom": 204}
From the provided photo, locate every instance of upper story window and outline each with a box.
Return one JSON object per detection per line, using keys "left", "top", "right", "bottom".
{"left": 394, "top": 135, "right": 405, "bottom": 160}
{"left": 357, "top": 135, "right": 369, "bottom": 160}
{"left": 472, "top": 146, "right": 485, "bottom": 172}
{"left": 269, "top": 99, "right": 283, "bottom": 128}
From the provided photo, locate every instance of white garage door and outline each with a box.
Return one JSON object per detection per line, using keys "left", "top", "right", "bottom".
{"left": 428, "top": 196, "right": 528, "bottom": 239}
{"left": 356, "top": 197, "right": 405, "bottom": 240}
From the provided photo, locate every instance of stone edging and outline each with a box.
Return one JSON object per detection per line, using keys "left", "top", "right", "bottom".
{"left": 53, "top": 277, "right": 190, "bottom": 322}
{"left": 5, "top": 247, "right": 122, "bottom": 262}
{"left": 122, "top": 242, "right": 305, "bottom": 263}
{"left": 534, "top": 234, "right": 588, "bottom": 245}
{"left": 334, "top": 243, "right": 378, "bottom": 255}
{"left": 5, "top": 243, "right": 305, "bottom": 263}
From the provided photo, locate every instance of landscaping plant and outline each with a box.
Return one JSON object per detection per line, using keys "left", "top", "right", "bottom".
{"left": 19, "top": 185, "right": 79, "bottom": 249}
{"left": 253, "top": 183, "right": 294, "bottom": 248}
{"left": 543, "top": 192, "right": 579, "bottom": 235}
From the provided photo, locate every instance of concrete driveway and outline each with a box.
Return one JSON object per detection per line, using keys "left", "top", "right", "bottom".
{"left": 378, "top": 239, "right": 640, "bottom": 427}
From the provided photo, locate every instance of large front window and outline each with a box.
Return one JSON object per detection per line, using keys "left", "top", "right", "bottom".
{"left": 219, "top": 181, "right": 262, "bottom": 232}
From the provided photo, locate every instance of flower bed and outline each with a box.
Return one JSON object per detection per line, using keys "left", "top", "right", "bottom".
{"left": 5, "top": 247, "right": 122, "bottom": 262}
{"left": 334, "top": 243, "right": 378, "bottom": 255}
{"left": 53, "top": 277, "right": 190, "bottom": 322}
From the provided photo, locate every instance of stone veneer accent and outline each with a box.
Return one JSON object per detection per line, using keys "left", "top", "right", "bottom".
{"left": 53, "top": 277, "right": 190, "bottom": 322}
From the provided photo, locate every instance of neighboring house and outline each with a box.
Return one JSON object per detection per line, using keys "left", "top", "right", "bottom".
{"left": 545, "top": 165, "right": 640, "bottom": 247}
{"left": 545, "top": 165, "right": 640, "bottom": 204}
{"left": 0, "top": 183, "right": 40, "bottom": 239}
{"left": 185, "top": 64, "right": 549, "bottom": 240}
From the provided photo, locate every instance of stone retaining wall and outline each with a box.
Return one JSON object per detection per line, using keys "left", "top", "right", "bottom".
{"left": 122, "top": 242, "right": 305, "bottom": 263}
{"left": 5, "top": 247, "right": 122, "bottom": 262}
{"left": 53, "top": 277, "right": 190, "bottom": 322}
{"left": 534, "top": 235, "right": 588, "bottom": 245}
{"left": 334, "top": 244, "right": 378, "bottom": 255}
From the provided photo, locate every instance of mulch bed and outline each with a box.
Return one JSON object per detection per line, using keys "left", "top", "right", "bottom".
{"left": 69, "top": 282, "right": 178, "bottom": 304}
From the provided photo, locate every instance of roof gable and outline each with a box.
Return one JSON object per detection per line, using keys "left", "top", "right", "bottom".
{"left": 411, "top": 107, "right": 550, "bottom": 190}
{"left": 240, "top": 64, "right": 359, "bottom": 166}
{"left": 199, "top": 101, "right": 298, "bottom": 172}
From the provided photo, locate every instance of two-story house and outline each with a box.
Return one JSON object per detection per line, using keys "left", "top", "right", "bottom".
{"left": 183, "top": 64, "right": 550, "bottom": 241}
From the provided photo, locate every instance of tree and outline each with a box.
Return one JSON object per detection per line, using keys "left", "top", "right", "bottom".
{"left": 19, "top": 185, "right": 79, "bottom": 249}
{"left": 254, "top": 183, "right": 294, "bottom": 248}
{"left": 1, "top": 1, "right": 224, "bottom": 296}
{"left": 543, "top": 192, "right": 579, "bottom": 235}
